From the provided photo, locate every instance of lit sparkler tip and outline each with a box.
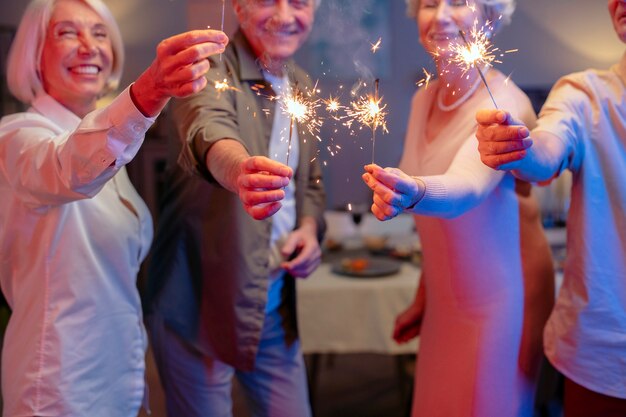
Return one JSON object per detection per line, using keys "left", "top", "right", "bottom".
{"left": 344, "top": 79, "right": 389, "bottom": 163}
{"left": 277, "top": 84, "right": 324, "bottom": 165}
{"left": 453, "top": 28, "right": 496, "bottom": 72}
{"left": 455, "top": 28, "right": 499, "bottom": 109}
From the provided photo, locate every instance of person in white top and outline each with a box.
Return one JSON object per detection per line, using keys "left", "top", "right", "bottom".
{"left": 361, "top": 0, "right": 554, "bottom": 416}
{"left": 0, "top": 0, "right": 227, "bottom": 416}
{"left": 475, "top": 1, "right": 626, "bottom": 415}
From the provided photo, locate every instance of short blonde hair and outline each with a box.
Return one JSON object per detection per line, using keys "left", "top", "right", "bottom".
{"left": 405, "top": 0, "right": 516, "bottom": 34}
{"left": 7, "top": 0, "right": 124, "bottom": 105}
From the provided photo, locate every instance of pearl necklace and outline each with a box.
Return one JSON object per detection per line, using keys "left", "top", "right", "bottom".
{"left": 436, "top": 76, "right": 482, "bottom": 112}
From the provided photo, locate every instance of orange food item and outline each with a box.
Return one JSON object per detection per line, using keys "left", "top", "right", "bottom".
{"left": 341, "top": 257, "right": 369, "bottom": 272}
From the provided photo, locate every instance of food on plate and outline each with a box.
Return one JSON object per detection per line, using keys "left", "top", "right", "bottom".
{"left": 341, "top": 257, "right": 370, "bottom": 272}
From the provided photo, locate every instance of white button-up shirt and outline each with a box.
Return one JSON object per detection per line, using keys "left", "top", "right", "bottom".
{"left": 0, "top": 88, "right": 154, "bottom": 417}
{"left": 536, "top": 53, "right": 626, "bottom": 398}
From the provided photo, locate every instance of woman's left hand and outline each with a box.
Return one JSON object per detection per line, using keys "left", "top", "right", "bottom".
{"left": 362, "top": 164, "right": 424, "bottom": 221}
{"left": 131, "top": 29, "right": 228, "bottom": 117}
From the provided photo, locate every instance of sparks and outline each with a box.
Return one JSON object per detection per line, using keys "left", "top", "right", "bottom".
{"left": 214, "top": 78, "right": 240, "bottom": 95}
{"left": 455, "top": 27, "right": 498, "bottom": 108}
{"left": 416, "top": 68, "right": 434, "bottom": 89}
{"left": 346, "top": 84, "right": 388, "bottom": 135}
{"left": 370, "top": 37, "right": 382, "bottom": 53}
{"left": 346, "top": 79, "right": 388, "bottom": 163}
{"left": 277, "top": 85, "right": 323, "bottom": 166}
{"left": 448, "top": 20, "right": 497, "bottom": 73}
{"left": 325, "top": 97, "right": 341, "bottom": 112}
{"left": 445, "top": 15, "right": 519, "bottom": 109}
{"left": 323, "top": 95, "right": 345, "bottom": 122}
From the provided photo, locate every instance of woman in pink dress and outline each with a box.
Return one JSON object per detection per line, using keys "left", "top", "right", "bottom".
{"left": 362, "top": 0, "right": 554, "bottom": 416}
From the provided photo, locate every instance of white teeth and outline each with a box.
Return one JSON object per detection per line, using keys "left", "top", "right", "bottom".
{"left": 431, "top": 33, "right": 455, "bottom": 41}
{"left": 71, "top": 66, "right": 99, "bottom": 75}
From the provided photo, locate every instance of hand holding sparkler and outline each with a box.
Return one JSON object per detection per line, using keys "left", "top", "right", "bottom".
{"left": 475, "top": 109, "right": 533, "bottom": 171}
{"left": 237, "top": 156, "right": 294, "bottom": 220}
{"left": 362, "top": 164, "right": 425, "bottom": 221}
{"left": 204, "top": 138, "right": 292, "bottom": 220}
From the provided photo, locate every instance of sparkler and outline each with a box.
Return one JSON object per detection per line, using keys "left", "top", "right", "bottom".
{"left": 455, "top": 29, "right": 498, "bottom": 108}
{"left": 346, "top": 79, "right": 388, "bottom": 163}
{"left": 219, "top": 0, "right": 225, "bottom": 61}
{"left": 277, "top": 84, "right": 322, "bottom": 166}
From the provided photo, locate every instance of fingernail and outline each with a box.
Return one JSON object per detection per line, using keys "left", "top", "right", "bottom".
{"left": 521, "top": 138, "right": 533, "bottom": 147}
{"left": 519, "top": 127, "right": 530, "bottom": 137}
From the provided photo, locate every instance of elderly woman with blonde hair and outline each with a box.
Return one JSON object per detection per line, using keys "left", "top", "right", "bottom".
{"left": 362, "top": 0, "right": 554, "bottom": 415}
{"left": 0, "top": 0, "right": 227, "bottom": 416}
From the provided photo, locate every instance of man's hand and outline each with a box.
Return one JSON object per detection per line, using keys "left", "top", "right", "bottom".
{"left": 362, "top": 164, "right": 425, "bottom": 221}
{"left": 237, "top": 156, "right": 293, "bottom": 220}
{"left": 393, "top": 282, "right": 426, "bottom": 344}
{"left": 280, "top": 218, "right": 321, "bottom": 278}
{"left": 475, "top": 110, "right": 534, "bottom": 171}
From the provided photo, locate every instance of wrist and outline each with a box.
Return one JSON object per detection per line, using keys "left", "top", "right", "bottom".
{"left": 130, "top": 69, "right": 167, "bottom": 118}
{"left": 405, "top": 177, "right": 426, "bottom": 211}
{"left": 205, "top": 140, "right": 249, "bottom": 193}
{"left": 298, "top": 217, "right": 318, "bottom": 236}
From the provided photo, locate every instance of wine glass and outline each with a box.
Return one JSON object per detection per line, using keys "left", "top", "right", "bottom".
{"left": 345, "top": 203, "right": 369, "bottom": 250}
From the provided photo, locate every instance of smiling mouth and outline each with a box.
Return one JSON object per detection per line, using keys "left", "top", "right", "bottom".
{"left": 430, "top": 33, "right": 457, "bottom": 41}
{"left": 69, "top": 65, "right": 101, "bottom": 75}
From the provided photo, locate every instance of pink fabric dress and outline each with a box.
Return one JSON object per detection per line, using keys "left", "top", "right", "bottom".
{"left": 400, "top": 71, "right": 554, "bottom": 417}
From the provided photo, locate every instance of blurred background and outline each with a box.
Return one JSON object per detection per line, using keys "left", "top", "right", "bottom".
{"left": 0, "top": 1, "right": 620, "bottom": 416}
{"left": 0, "top": 0, "right": 620, "bottom": 213}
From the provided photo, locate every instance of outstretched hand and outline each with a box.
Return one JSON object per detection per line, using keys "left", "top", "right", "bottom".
{"left": 475, "top": 109, "right": 533, "bottom": 170}
{"left": 362, "top": 164, "right": 424, "bottom": 221}
{"left": 131, "top": 29, "right": 228, "bottom": 117}
{"left": 237, "top": 156, "right": 293, "bottom": 220}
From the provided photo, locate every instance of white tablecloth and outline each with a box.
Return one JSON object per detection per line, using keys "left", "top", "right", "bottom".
{"left": 296, "top": 262, "right": 420, "bottom": 355}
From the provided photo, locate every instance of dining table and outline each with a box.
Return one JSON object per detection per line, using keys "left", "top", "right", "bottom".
{"left": 296, "top": 242, "right": 421, "bottom": 407}
{"left": 296, "top": 256, "right": 420, "bottom": 356}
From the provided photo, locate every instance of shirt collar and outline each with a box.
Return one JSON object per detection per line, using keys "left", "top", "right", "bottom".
{"left": 612, "top": 50, "right": 626, "bottom": 87}
{"left": 233, "top": 30, "right": 296, "bottom": 83}
{"left": 30, "top": 93, "right": 82, "bottom": 131}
